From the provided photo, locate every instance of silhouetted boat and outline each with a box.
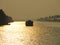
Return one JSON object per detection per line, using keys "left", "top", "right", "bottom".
{"left": 26, "top": 20, "right": 33, "bottom": 26}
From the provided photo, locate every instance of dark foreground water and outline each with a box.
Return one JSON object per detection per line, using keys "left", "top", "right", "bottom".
{"left": 0, "top": 21, "right": 60, "bottom": 45}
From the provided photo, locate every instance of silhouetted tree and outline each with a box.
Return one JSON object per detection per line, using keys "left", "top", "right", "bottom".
{"left": 0, "top": 9, "right": 13, "bottom": 26}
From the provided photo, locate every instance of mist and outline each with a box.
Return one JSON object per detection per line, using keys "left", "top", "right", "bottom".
{"left": 0, "top": 0, "right": 60, "bottom": 20}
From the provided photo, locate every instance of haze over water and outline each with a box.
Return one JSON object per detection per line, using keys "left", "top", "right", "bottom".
{"left": 0, "top": 21, "right": 60, "bottom": 45}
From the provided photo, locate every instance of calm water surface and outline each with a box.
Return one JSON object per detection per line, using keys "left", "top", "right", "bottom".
{"left": 0, "top": 21, "right": 60, "bottom": 45}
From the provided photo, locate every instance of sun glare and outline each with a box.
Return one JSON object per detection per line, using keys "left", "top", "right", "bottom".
{"left": 0, "top": 21, "right": 40, "bottom": 45}
{"left": 4, "top": 21, "right": 25, "bottom": 31}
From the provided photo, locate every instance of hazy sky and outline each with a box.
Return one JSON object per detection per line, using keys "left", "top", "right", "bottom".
{"left": 0, "top": 0, "right": 60, "bottom": 20}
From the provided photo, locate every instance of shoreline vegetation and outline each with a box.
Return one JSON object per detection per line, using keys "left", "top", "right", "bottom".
{"left": 0, "top": 9, "right": 13, "bottom": 26}
{"left": 37, "top": 15, "right": 60, "bottom": 22}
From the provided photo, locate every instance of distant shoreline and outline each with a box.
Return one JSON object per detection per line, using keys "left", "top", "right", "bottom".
{"left": 37, "top": 15, "right": 60, "bottom": 22}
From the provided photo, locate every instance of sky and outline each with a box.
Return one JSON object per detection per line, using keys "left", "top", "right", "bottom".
{"left": 0, "top": 0, "right": 60, "bottom": 20}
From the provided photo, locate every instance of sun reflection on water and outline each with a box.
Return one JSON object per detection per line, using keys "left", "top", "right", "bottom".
{"left": 0, "top": 21, "right": 41, "bottom": 45}
{"left": 0, "top": 21, "right": 60, "bottom": 45}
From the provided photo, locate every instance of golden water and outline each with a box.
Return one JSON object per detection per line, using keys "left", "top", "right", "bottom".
{"left": 0, "top": 21, "right": 60, "bottom": 45}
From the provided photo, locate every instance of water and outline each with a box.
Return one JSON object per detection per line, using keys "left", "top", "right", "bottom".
{"left": 0, "top": 21, "right": 60, "bottom": 45}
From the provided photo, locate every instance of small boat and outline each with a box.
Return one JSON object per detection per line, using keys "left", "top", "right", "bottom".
{"left": 26, "top": 20, "right": 33, "bottom": 26}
